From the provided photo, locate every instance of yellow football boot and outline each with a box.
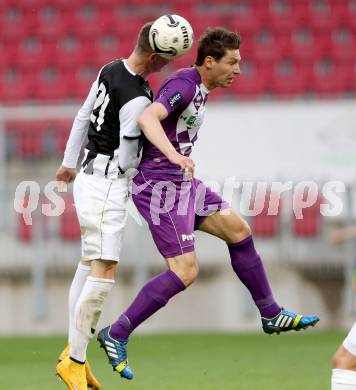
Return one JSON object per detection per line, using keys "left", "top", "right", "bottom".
{"left": 58, "top": 345, "right": 101, "bottom": 389}
{"left": 56, "top": 356, "right": 87, "bottom": 390}
{"left": 84, "top": 360, "right": 101, "bottom": 390}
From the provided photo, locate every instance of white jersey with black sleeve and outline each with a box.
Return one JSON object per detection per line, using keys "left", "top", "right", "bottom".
{"left": 62, "top": 59, "right": 152, "bottom": 178}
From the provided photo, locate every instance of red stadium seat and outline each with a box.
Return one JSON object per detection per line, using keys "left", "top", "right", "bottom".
{"left": 129, "top": 0, "right": 167, "bottom": 5}
{"left": 65, "top": 63, "right": 99, "bottom": 100}
{"left": 53, "top": 0, "right": 76, "bottom": 11}
{"left": 103, "top": 12, "right": 147, "bottom": 41}
{"left": 270, "top": 59, "right": 311, "bottom": 95}
{"left": 329, "top": 26, "right": 356, "bottom": 62}
{"left": 342, "top": 0, "right": 356, "bottom": 30}
{"left": 65, "top": 76, "right": 91, "bottom": 101}
{"left": 0, "top": 5, "right": 28, "bottom": 40}
{"left": 93, "top": 0, "right": 124, "bottom": 7}
{"left": 33, "top": 66, "right": 69, "bottom": 100}
{"left": 285, "top": 28, "right": 329, "bottom": 64}
{"left": 251, "top": 191, "right": 282, "bottom": 237}
{"left": 204, "top": 0, "right": 241, "bottom": 4}
{"left": 305, "top": 0, "right": 344, "bottom": 32}
{"left": 0, "top": 0, "right": 13, "bottom": 11}
{"left": 169, "top": 5, "right": 196, "bottom": 19}
{"left": 53, "top": 33, "right": 89, "bottom": 70}
{"left": 350, "top": 62, "right": 356, "bottom": 92}
{"left": 71, "top": 5, "right": 110, "bottom": 39}
{"left": 334, "top": 61, "right": 356, "bottom": 93}
{"left": 189, "top": 13, "right": 227, "bottom": 38}
{"left": 292, "top": 196, "right": 323, "bottom": 238}
{"left": 260, "top": 0, "right": 307, "bottom": 32}
{"left": 0, "top": 66, "right": 34, "bottom": 102}
{"left": 59, "top": 195, "right": 81, "bottom": 241}
{"left": 249, "top": 29, "right": 286, "bottom": 64}
{"left": 16, "top": 37, "right": 55, "bottom": 72}
{"left": 94, "top": 35, "right": 122, "bottom": 65}
{"left": 0, "top": 39, "right": 18, "bottom": 68}
{"left": 228, "top": 2, "right": 262, "bottom": 34}
{"left": 71, "top": 7, "right": 146, "bottom": 40}
{"left": 18, "top": 0, "right": 48, "bottom": 10}
{"left": 310, "top": 59, "right": 350, "bottom": 95}
{"left": 81, "top": 35, "right": 131, "bottom": 69}
{"left": 31, "top": 6, "right": 71, "bottom": 39}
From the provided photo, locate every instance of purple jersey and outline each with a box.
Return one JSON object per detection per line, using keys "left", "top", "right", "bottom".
{"left": 133, "top": 67, "right": 229, "bottom": 258}
{"left": 140, "top": 67, "right": 209, "bottom": 169}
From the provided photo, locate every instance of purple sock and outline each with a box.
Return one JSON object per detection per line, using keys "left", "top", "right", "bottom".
{"left": 228, "top": 235, "right": 281, "bottom": 319}
{"left": 110, "top": 270, "right": 185, "bottom": 340}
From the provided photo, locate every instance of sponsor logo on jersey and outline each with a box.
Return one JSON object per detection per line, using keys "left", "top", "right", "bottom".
{"left": 169, "top": 91, "right": 183, "bottom": 107}
{"left": 181, "top": 233, "right": 195, "bottom": 242}
{"left": 186, "top": 115, "right": 197, "bottom": 126}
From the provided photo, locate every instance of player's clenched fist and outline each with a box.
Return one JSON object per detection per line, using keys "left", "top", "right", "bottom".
{"left": 168, "top": 151, "right": 195, "bottom": 177}
{"left": 55, "top": 165, "right": 77, "bottom": 191}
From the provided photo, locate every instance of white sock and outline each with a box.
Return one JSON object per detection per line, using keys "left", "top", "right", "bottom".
{"left": 332, "top": 368, "right": 356, "bottom": 389}
{"left": 68, "top": 263, "right": 91, "bottom": 344}
{"left": 70, "top": 276, "right": 115, "bottom": 362}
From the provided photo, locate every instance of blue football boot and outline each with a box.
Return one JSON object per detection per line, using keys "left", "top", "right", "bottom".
{"left": 97, "top": 326, "right": 133, "bottom": 380}
{"left": 262, "top": 308, "right": 320, "bottom": 335}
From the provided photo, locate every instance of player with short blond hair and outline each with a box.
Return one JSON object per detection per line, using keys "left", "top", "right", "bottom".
{"left": 54, "top": 19, "right": 182, "bottom": 390}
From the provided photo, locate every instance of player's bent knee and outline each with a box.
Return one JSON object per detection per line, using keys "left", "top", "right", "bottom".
{"left": 90, "top": 259, "right": 118, "bottom": 279}
{"left": 173, "top": 262, "right": 199, "bottom": 287}
{"left": 239, "top": 220, "right": 252, "bottom": 237}
{"left": 332, "top": 346, "right": 356, "bottom": 370}
{"left": 167, "top": 253, "right": 199, "bottom": 287}
{"left": 185, "top": 262, "right": 199, "bottom": 286}
{"left": 228, "top": 218, "right": 252, "bottom": 243}
{"left": 332, "top": 350, "right": 343, "bottom": 368}
{"left": 332, "top": 353, "right": 350, "bottom": 370}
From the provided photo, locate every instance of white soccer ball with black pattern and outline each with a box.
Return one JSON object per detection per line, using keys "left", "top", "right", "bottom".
{"left": 149, "top": 14, "right": 194, "bottom": 59}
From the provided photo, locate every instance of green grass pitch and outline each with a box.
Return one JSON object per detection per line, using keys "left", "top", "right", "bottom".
{"left": 0, "top": 331, "right": 345, "bottom": 389}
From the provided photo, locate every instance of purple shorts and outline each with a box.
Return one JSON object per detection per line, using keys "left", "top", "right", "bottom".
{"left": 132, "top": 169, "right": 230, "bottom": 258}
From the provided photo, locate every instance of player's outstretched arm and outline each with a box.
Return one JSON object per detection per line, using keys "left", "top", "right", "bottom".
{"left": 138, "top": 102, "right": 195, "bottom": 175}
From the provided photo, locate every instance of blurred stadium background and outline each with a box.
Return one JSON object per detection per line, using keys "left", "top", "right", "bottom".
{"left": 1, "top": 0, "right": 356, "bottom": 380}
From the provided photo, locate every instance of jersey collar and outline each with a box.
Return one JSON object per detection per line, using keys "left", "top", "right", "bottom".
{"left": 122, "top": 59, "right": 136, "bottom": 76}
{"left": 192, "top": 66, "right": 209, "bottom": 94}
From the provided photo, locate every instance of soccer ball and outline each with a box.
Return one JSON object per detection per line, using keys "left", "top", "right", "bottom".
{"left": 149, "top": 14, "right": 194, "bottom": 59}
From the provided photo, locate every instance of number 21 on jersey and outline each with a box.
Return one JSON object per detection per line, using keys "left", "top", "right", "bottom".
{"left": 90, "top": 82, "right": 110, "bottom": 131}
